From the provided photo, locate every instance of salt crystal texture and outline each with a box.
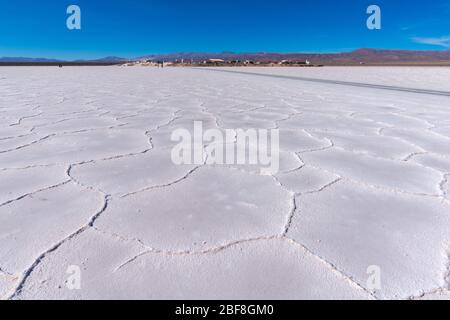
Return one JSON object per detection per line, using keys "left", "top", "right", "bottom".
{"left": 1, "top": 67, "right": 449, "bottom": 300}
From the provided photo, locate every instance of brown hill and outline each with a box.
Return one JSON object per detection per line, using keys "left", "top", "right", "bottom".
{"left": 140, "top": 49, "right": 450, "bottom": 65}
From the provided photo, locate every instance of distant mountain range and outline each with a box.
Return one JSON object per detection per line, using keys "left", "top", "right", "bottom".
{"left": 140, "top": 49, "right": 450, "bottom": 65}
{"left": 0, "top": 57, "right": 63, "bottom": 63}
{"left": 77, "top": 56, "right": 128, "bottom": 62}
{"left": 0, "top": 56, "right": 128, "bottom": 63}
{"left": 2, "top": 49, "right": 450, "bottom": 65}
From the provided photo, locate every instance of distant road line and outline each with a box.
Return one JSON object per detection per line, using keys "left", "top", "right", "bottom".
{"left": 195, "top": 68, "right": 450, "bottom": 97}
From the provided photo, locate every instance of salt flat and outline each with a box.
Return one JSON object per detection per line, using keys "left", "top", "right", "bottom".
{"left": 0, "top": 66, "right": 449, "bottom": 300}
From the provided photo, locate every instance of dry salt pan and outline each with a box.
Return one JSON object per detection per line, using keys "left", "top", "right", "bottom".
{"left": 171, "top": 121, "right": 280, "bottom": 174}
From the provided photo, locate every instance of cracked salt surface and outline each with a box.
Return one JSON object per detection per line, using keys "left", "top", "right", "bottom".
{"left": 96, "top": 167, "right": 292, "bottom": 251}
{"left": 311, "top": 131, "right": 424, "bottom": 160}
{"left": 0, "top": 165, "right": 68, "bottom": 205}
{"left": 301, "top": 148, "right": 443, "bottom": 195}
{"left": 0, "top": 129, "right": 150, "bottom": 169}
{"left": 1, "top": 66, "right": 450, "bottom": 300}
{"left": 0, "top": 273, "right": 17, "bottom": 300}
{"left": 15, "top": 230, "right": 371, "bottom": 300}
{"left": 0, "top": 183, "right": 103, "bottom": 273}
{"left": 288, "top": 180, "right": 450, "bottom": 299}
{"left": 413, "top": 154, "right": 450, "bottom": 174}
{"left": 70, "top": 148, "right": 198, "bottom": 196}
{"left": 276, "top": 166, "right": 340, "bottom": 194}
{"left": 383, "top": 128, "right": 450, "bottom": 157}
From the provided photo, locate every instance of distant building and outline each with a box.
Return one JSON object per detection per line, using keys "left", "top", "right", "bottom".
{"left": 204, "top": 59, "right": 226, "bottom": 66}
{"left": 280, "top": 59, "right": 311, "bottom": 66}
{"left": 280, "top": 60, "right": 311, "bottom": 66}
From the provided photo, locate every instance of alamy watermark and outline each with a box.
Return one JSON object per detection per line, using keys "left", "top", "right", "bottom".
{"left": 67, "top": 5, "right": 81, "bottom": 30}
{"left": 366, "top": 265, "right": 382, "bottom": 291}
{"left": 171, "top": 122, "right": 280, "bottom": 175}
{"left": 66, "top": 265, "right": 81, "bottom": 290}
{"left": 65, "top": 5, "right": 380, "bottom": 32}
{"left": 367, "top": 5, "right": 381, "bottom": 30}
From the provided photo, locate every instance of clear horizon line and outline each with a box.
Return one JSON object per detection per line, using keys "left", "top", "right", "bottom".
{"left": 2, "top": 47, "right": 450, "bottom": 62}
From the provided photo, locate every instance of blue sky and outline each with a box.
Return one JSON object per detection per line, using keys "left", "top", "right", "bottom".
{"left": 0, "top": 0, "right": 449, "bottom": 60}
